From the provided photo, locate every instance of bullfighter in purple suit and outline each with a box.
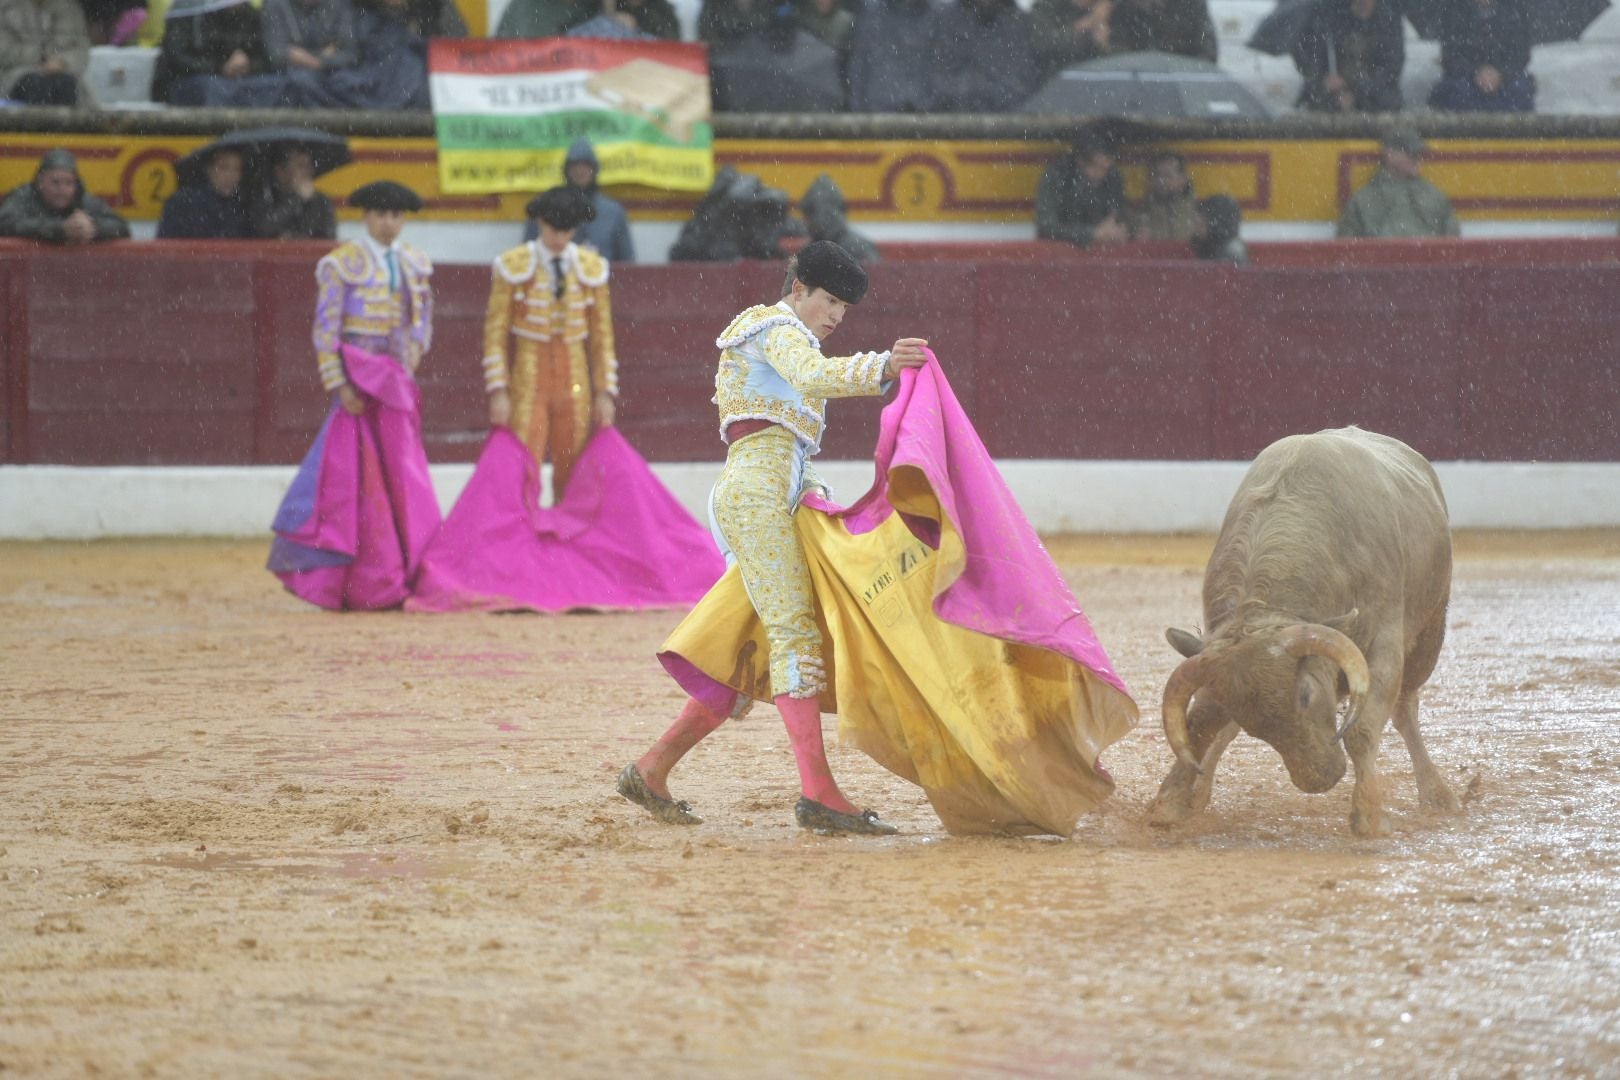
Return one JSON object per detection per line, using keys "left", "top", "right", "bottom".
{"left": 267, "top": 180, "right": 442, "bottom": 610}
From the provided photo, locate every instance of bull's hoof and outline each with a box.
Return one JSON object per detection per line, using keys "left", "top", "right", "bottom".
{"left": 1146, "top": 793, "right": 1194, "bottom": 827}
{"left": 1349, "top": 806, "right": 1391, "bottom": 838}
{"left": 1418, "top": 783, "right": 1460, "bottom": 813}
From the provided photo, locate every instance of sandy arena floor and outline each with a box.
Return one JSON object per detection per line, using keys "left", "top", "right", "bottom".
{"left": 1, "top": 532, "right": 1617, "bottom": 1078}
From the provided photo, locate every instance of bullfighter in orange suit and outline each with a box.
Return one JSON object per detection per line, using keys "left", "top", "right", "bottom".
{"left": 481, "top": 186, "right": 618, "bottom": 501}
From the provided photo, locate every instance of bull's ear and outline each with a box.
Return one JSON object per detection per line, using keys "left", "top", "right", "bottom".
{"left": 1166, "top": 627, "right": 1205, "bottom": 657}
{"left": 1322, "top": 608, "right": 1359, "bottom": 633}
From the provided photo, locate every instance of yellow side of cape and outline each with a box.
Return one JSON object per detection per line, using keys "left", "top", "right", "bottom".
{"left": 660, "top": 480, "right": 1138, "bottom": 837}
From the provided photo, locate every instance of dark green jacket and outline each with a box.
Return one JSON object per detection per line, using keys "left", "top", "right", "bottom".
{"left": 0, "top": 182, "right": 130, "bottom": 244}
{"left": 1337, "top": 167, "right": 1460, "bottom": 239}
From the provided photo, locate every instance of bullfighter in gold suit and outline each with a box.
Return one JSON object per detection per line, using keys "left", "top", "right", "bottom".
{"left": 482, "top": 186, "right": 618, "bottom": 501}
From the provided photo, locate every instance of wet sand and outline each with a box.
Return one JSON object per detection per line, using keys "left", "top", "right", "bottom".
{"left": 2, "top": 532, "right": 1617, "bottom": 1077}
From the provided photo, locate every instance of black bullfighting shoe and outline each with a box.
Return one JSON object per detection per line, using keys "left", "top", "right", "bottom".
{"left": 616, "top": 764, "right": 702, "bottom": 825}
{"left": 794, "top": 797, "right": 898, "bottom": 836}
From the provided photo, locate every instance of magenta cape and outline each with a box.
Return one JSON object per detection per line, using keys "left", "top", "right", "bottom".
{"left": 657, "top": 354, "right": 1139, "bottom": 836}
{"left": 267, "top": 345, "right": 442, "bottom": 611}
{"left": 405, "top": 426, "right": 726, "bottom": 613}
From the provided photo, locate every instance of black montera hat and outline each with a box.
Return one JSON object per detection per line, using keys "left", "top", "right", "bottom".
{"left": 793, "top": 240, "right": 868, "bottom": 305}
{"left": 348, "top": 180, "right": 423, "bottom": 212}
{"left": 526, "top": 186, "right": 595, "bottom": 229}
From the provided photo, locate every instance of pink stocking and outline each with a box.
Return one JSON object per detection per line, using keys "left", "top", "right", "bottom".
{"left": 636, "top": 697, "right": 727, "bottom": 798}
{"left": 775, "top": 693, "right": 856, "bottom": 814}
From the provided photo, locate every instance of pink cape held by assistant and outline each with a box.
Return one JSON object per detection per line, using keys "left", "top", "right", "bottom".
{"left": 657, "top": 353, "right": 1141, "bottom": 836}
{"left": 266, "top": 344, "right": 443, "bottom": 611}
{"left": 405, "top": 426, "right": 726, "bottom": 613}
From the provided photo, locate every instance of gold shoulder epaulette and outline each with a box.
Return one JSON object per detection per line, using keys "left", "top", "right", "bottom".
{"left": 574, "top": 246, "right": 609, "bottom": 287}
{"left": 317, "top": 240, "right": 372, "bottom": 285}
{"left": 399, "top": 242, "right": 433, "bottom": 278}
{"left": 493, "top": 243, "right": 537, "bottom": 284}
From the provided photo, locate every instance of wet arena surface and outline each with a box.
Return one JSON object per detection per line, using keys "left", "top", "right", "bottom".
{"left": 2, "top": 533, "right": 1617, "bottom": 1077}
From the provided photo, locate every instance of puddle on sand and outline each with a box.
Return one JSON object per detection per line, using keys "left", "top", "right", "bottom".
{"left": 141, "top": 850, "right": 477, "bottom": 880}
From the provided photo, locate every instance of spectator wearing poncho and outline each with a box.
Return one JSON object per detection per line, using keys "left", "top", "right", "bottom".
{"left": 0, "top": 148, "right": 130, "bottom": 245}
{"left": 151, "top": 0, "right": 273, "bottom": 104}
{"left": 800, "top": 174, "right": 878, "bottom": 264}
{"left": 848, "top": 0, "right": 936, "bottom": 112}
{"left": 523, "top": 139, "right": 635, "bottom": 264}
{"left": 0, "top": 0, "right": 93, "bottom": 106}
{"left": 924, "top": 0, "right": 1036, "bottom": 113}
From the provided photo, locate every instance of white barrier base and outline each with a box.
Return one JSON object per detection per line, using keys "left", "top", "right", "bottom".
{"left": 1, "top": 460, "right": 1617, "bottom": 540}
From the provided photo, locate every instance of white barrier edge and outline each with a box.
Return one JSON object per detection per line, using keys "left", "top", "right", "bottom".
{"left": 1, "top": 460, "right": 1617, "bottom": 540}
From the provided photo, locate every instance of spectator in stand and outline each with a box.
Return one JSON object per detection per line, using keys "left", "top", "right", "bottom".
{"left": 157, "top": 145, "right": 249, "bottom": 239}
{"left": 248, "top": 144, "right": 337, "bottom": 239}
{"left": 323, "top": 0, "right": 464, "bottom": 111}
{"left": 800, "top": 173, "right": 878, "bottom": 263}
{"left": 1427, "top": 0, "right": 1534, "bottom": 112}
{"left": 1110, "top": 0, "right": 1216, "bottom": 61}
{"left": 359, "top": 0, "right": 462, "bottom": 42}
{"left": 0, "top": 149, "right": 130, "bottom": 244}
{"left": 1291, "top": 0, "right": 1404, "bottom": 113}
{"left": 925, "top": 0, "right": 1035, "bottom": 112}
{"left": 669, "top": 165, "right": 800, "bottom": 262}
{"left": 1133, "top": 150, "right": 1199, "bottom": 242}
{"left": 523, "top": 138, "right": 635, "bottom": 263}
{"left": 1192, "top": 195, "right": 1246, "bottom": 263}
{"left": 795, "top": 0, "right": 853, "bottom": 50}
{"left": 1337, "top": 129, "right": 1459, "bottom": 238}
{"left": 1031, "top": 0, "right": 1113, "bottom": 81}
{"left": 151, "top": 0, "right": 272, "bottom": 105}
{"left": 262, "top": 0, "right": 356, "bottom": 79}
{"left": 1035, "top": 130, "right": 1130, "bottom": 249}
{"left": 606, "top": 0, "right": 680, "bottom": 38}
{"left": 495, "top": 0, "right": 590, "bottom": 36}
{"left": 0, "top": 0, "right": 92, "bottom": 106}
{"left": 698, "top": 0, "right": 773, "bottom": 45}
{"left": 848, "top": 0, "right": 936, "bottom": 112}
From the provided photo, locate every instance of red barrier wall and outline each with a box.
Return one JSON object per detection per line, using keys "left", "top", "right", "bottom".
{"left": 2, "top": 238, "right": 1617, "bottom": 466}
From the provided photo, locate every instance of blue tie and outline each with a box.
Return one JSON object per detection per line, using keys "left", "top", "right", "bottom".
{"left": 385, "top": 249, "right": 398, "bottom": 292}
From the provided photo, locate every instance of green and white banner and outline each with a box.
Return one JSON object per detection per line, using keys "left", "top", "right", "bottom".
{"left": 429, "top": 37, "right": 714, "bottom": 195}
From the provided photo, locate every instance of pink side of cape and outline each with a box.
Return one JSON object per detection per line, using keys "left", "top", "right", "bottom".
{"left": 664, "top": 352, "right": 1130, "bottom": 701}
{"left": 271, "top": 345, "right": 441, "bottom": 611}
{"left": 405, "top": 426, "right": 726, "bottom": 613}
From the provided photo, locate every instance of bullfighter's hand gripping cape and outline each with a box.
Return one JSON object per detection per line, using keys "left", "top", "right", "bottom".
{"left": 658, "top": 353, "right": 1140, "bottom": 836}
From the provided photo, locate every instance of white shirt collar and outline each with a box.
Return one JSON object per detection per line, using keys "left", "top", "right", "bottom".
{"left": 361, "top": 234, "right": 399, "bottom": 262}
{"left": 534, "top": 240, "right": 575, "bottom": 270}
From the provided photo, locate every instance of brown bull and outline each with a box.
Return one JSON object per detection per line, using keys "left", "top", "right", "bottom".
{"left": 1147, "top": 427, "right": 1457, "bottom": 837}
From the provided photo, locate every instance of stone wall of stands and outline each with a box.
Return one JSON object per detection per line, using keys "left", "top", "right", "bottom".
{"left": 3, "top": 237, "right": 1618, "bottom": 467}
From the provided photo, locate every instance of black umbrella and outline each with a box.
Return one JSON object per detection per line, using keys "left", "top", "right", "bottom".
{"left": 1401, "top": 0, "right": 1610, "bottom": 43}
{"left": 710, "top": 28, "right": 843, "bottom": 113}
{"left": 1024, "top": 51, "right": 1272, "bottom": 119}
{"left": 176, "top": 126, "right": 351, "bottom": 187}
{"left": 1248, "top": 0, "right": 1323, "bottom": 56}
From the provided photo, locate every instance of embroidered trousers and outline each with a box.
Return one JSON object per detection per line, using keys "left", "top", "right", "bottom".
{"left": 508, "top": 336, "right": 592, "bottom": 499}
{"left": 710, "top": 425, "right": 825, "bottom": 699}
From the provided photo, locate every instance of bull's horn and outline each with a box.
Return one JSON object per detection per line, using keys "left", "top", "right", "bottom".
{"left": 1160, "top": 653, "right": 1210, "bottom": 772}
{"left": 1280, "top": 625, "right": 1371, "bottom": 742}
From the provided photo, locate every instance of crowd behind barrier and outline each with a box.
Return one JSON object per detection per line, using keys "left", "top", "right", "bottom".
{"left": 8, "top": 120, "right": 1536, "bottom": 266}
{"left": 2, "top": 235, "right": 1616, "bottom": 470}
{"left": 6, "top": 0, "right": 1620, "bottom": 116}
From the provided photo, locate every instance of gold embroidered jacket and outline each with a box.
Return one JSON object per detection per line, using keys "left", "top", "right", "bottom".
{"left": 713, "top": 302, "right": 891, "bottom": 451}
{"left": 312, "top": 239, "right": 434, "bottom": 391}
{"left": 481, "top": 241, "right": 618, "bottom": 397}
